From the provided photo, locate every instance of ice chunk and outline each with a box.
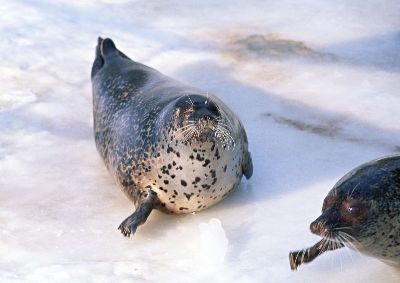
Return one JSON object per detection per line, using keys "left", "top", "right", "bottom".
{"left": 197, "top": 218, "right": 229, "bottom": 269}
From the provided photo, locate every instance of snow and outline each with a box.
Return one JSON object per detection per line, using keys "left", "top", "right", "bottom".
{"left": 1, "top": 0, "right": 400, "bottom": 282}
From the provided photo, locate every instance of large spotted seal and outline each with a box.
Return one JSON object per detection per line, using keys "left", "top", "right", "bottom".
{"left": 289, "top": 155, "right": 400, "bottom": 270}
{"left": 91, "top": 37, "right": 253, "bottom": 237}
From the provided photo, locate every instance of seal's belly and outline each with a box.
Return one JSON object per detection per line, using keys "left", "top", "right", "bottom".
{"left": 138, "top": 142, "right": 243, "bottom": 213}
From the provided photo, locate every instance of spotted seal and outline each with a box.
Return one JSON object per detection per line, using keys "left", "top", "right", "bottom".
{"left": 289, "top": 155, "right": 400, "bottom": 270}
{"left": 91, "top": 37, "right": 253, "bottom": 237}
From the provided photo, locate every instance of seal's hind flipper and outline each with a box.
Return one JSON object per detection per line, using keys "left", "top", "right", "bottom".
{"left": 91, "top": 37, "right": 133, "bottom": 78}
{"left": 100, "top": 38, "right": 118, "bottom": 57}
{"left": 118, "top": 190, "right": 157, "bottom": 237}
{"left": 242, "top": 151, "right": 253, "bottom": 179}
{"left": 91, "top": 37, "right": 105, "bottom": 78}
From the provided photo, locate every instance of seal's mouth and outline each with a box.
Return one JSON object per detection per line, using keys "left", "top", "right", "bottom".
{"left": 309, "top": 217, "right": 357, "bottom": 248}
{"left": 178, "top": 117, "right": 235, "bottom": 149}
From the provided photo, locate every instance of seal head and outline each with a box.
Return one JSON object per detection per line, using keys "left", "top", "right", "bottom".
{"left": 289, "top": 155, "right": 400, "bottom": 269}
{"left": 161, "top": 94, "right": 235, "bottom": 148}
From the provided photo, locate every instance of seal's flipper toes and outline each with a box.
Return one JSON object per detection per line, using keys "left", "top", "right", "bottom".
{"left": 118, "top": 217, "right": 139, "bottom": 237}
{"left": 117, "top": 190, "right": 157, "bottom": 238}
{"left": 289, "top": 251, "right": 302, "bottom": 271}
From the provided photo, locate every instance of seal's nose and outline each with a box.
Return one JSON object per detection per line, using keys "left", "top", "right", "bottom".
{"left": 195, "top": 100, "right": 220, "bottom": 120}
{"left": 310, "top": 219, "right": 328, "bottom": 236}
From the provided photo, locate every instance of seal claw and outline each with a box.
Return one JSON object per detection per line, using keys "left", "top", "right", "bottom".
{"left": 118, "top": 215, "right": 140, "bottom": 237}
{"left": 118, "top": 190, "right": 157, "bottom": 238}
{"left": 289, "top": 250, "right": 303, "bottom": 271}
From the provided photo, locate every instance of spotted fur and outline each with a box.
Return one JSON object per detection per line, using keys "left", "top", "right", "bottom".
{"left": 289, "top": 155, "right": 400, "bottom": 269}
{"left": 91, "top": 38, "right": 253, "bottom": 236}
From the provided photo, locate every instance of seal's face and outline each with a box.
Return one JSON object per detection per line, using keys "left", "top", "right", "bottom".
{"left": 309, "top": 191, "right": 374, "bottom": 246}
{"left": 309, "top": 159, "right": 400, "bottom": 254}
{"left": 289, "top": 156, "right": 400, "bottom": 269}
{"left": 174, "top": 94, "right": 235, "bottom": 148}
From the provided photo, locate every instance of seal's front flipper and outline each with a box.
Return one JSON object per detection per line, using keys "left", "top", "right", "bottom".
{"left": 289, "top": 239, "right": 344, "bottom": 270}
{"left": 118, "top": 190, "right": 157, "bottom": 237}
{"left": 242, "top": 151, "right": 253, "bottom": 179}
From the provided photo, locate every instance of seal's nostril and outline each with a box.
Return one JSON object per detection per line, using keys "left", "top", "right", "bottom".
{"left": 207, "top": 102, "right": 219, "bottom": 116}
{"left": 310, "top": 220, "right": 328, "bottom": 236}
{"left": 310, "top": 222, "right": 318, "bottom": 233}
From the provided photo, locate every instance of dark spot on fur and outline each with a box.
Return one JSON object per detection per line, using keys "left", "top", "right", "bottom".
{"left": 201, "top": 184, "right": 211, "bottom": 190}
{"left": 214, "top": 148, "right": 220, "bottom": 160}
{"left": 210, "top": 170, "right": 216, "bottom": 178}
{"left": 181, "top": 180, "right": 187, "bottom": 186}
{"left": 184, "top": 193, "right": 194, "bottom": 200}
{"left": 203, "top": 159, "right": 210, "bottom": 167}
{"left": 122, "top": 179, "right": 134, "bottom": 187}
{"left": 164, "top": 180, "right": 169, "bottom": 185}
{"left": 196, "top": 154, "right": 204, "bottom": 161}
{"left": 192, "top": 177, "right": 201, "bottom": 184}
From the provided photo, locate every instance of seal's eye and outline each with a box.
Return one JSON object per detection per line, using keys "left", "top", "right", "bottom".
{"left": 341, "top": 201, "right": 367, "bottom": 223}
{"left": 347, "top": 206, "right": 361, "bottom": 217}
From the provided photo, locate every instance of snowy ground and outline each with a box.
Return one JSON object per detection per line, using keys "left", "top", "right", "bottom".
{"left": 1, "top": 0, "right": 400, "bottom": 282}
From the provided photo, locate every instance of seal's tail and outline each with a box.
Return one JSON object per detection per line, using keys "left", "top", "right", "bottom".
{"left": 91, "top": 37, "right": 106, "bottom": 78}
{"left": 100, "top": 37, "right": 118, "bottom": 57}
{"left": 91, "top": 37, "right": 131, "bottom": 78}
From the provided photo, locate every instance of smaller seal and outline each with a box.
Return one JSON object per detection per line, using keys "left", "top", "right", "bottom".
{"left": 289, "top": 155, "right": 400, "bottom": 270}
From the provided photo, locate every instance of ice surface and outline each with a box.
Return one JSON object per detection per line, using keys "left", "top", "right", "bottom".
{"left": 1, "top": 0, "right": 400, "bottom": 282}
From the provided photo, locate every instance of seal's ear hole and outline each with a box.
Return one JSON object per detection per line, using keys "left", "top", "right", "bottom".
{"left": 322, "top": 195, "right": 335, "bottom": 211}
